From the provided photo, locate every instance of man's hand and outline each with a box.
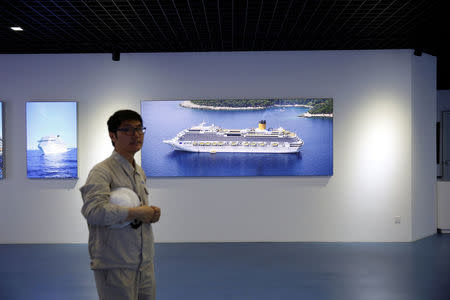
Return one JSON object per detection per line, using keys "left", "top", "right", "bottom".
{"left": 150, "top": 206, "right": 161, "bottom": 223}
{"left": 127, "top": 206, "right": 155, "bottom": 223}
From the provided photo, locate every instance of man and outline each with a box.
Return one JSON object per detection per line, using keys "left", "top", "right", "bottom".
{"left": 80, "top": 109, "right": 161, "bottom": 300}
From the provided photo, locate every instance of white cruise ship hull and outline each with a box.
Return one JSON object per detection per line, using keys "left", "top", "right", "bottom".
{"left": 164, "top": 121, "right": 303, "bottom": 154}
{"left": 37, "top": 135, "right": 69, "bottom": 155}
{"left": 38, "top": 141, "right": 69, "bottom": 155}
{"left": 164, "top": 140, "right": 301, "bottom": 153}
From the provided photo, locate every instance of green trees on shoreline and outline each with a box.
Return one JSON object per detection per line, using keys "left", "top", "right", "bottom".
{"left": 190, "top": 98, "right": 333, "bottom": 114}
{"left": 307, "top": 99, "right": 333, "bottom": 114}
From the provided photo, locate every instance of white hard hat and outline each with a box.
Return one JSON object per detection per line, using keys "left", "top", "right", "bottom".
{"left": 109, "top": 187, "right": 140, "bottom": 229}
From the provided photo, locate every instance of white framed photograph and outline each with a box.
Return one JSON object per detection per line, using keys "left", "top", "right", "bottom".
{"left": 141, "top": 98, "right": 333, "bottom": 177}
{"left": 26, "top": 101, "right": 78, "bottom": 179}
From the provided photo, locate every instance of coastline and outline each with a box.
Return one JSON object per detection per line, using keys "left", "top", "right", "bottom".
{"left": 299, "top": 112, "right": 333, "bottom": 118}
{"left": 274, "top": 104, "right": 312, "bottom": 108}
{"left": 180, "top": 101, "right": 265, "bottom": 110}
{"left": 180, "top": 101, "right": 313, "bottom": 111}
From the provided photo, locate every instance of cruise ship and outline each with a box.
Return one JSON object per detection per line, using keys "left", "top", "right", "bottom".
{"left": 37, "top": 135, "right": 69, "bottom": 155}
{"left": 163, "top": 120, "right": 303, "bottom": 153}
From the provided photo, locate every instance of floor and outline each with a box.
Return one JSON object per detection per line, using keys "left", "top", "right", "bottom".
{"left": 0, "top": 234, "right": 449, "bottom": 300}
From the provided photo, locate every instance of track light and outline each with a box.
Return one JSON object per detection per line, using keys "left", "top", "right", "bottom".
{"left": 112, "top": 49, "right": 120, "bottom": 61}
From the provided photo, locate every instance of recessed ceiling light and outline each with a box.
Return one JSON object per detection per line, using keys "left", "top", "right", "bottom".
{"left": 11, "top": 26, "right": 23, "bottom": 31}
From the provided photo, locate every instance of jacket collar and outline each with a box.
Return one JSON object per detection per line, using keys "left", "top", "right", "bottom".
{"left": 111, "top": 150, "right": 136, "bottom": 177}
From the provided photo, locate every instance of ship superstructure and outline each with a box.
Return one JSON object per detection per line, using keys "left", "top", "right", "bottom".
{"left": 37, "top": 135, "right": 69, "bottom": 155}
{"left": 163, "top": 120, "right": 303, "bottom": 153}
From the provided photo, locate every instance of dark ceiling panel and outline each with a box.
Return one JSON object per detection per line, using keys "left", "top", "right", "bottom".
{"left": 0, "top": 0, "right": 448, "bottom": 89}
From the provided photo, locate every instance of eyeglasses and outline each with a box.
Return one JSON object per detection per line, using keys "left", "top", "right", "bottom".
{"left": 116, "top": 126, "right": 147, "bottom": 136}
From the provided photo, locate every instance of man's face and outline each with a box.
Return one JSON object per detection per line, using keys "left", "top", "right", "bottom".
{"left": 109, "top": 120, "right": 144, "bottom": 155}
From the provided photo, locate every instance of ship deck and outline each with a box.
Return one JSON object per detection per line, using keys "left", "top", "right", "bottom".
{"left": 179, "top": 132, "right": 299, "bottom": 143}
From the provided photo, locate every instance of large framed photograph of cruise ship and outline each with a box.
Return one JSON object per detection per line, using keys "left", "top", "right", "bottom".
{"left": 141, "top": 99, "right": 333, "bottom": 177}
{"left": 0, "top": 102, "right": 4, "bottom": 179}
{"left": 26, "top": 101, "right": 78, "bottom": 179}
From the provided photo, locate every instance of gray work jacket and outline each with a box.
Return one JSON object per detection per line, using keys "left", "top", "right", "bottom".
{"left": 80, "top": 151, "right": 154, "bottom": 270}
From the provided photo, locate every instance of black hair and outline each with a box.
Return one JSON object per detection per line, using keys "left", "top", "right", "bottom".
{"left": 107, "top": 110, "right": 143, "bottom": 146}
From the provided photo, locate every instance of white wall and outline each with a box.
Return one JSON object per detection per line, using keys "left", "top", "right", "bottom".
{"left": 437, "top": 90, "right": 450, "bottom": 176}
{"left": 0, "top": 50, "right": 436, "bottom": 243}
{"left": 411, "top": 54, "right": 437, "bottom": 240}
{"left": 437, "top": 90, "right": 450, "bottom": 230}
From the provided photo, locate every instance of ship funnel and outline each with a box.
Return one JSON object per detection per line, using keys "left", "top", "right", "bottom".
{"left": 258, "top": 120, "right": 266, "bottom": 130}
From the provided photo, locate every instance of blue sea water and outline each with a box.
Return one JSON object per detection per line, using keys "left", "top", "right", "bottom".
{"left": 141, "top": 101, "right": 333, "bottom": 177}
{"left": 26, "top": 148, "right": 78, "bottom": 179}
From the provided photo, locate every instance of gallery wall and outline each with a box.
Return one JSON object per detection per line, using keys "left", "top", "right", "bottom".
{"left": 437, "top": 90, "right": 450, "bottom": 230}
{"left": 437, "top": 90, "right": 450, "bottom": 177}
{"left": 0, "top": 50, "right": 436, "bottom": 243}
{"left": 411, "top": 55, "right": 437, "bottom": 240}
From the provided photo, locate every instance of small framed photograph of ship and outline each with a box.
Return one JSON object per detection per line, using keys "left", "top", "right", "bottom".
{"left": 141, "top": 99, "right": 333, "bottom": 177}
{"left": 0, "top": 102, "right": 4, "bottom": 179}
{"left": 26, "top": 101, "right": 78, "bottom": 179}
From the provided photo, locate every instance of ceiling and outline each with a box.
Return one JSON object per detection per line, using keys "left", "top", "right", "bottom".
{"left": 1, "top": 0, "right": 449, "bottom": 89}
